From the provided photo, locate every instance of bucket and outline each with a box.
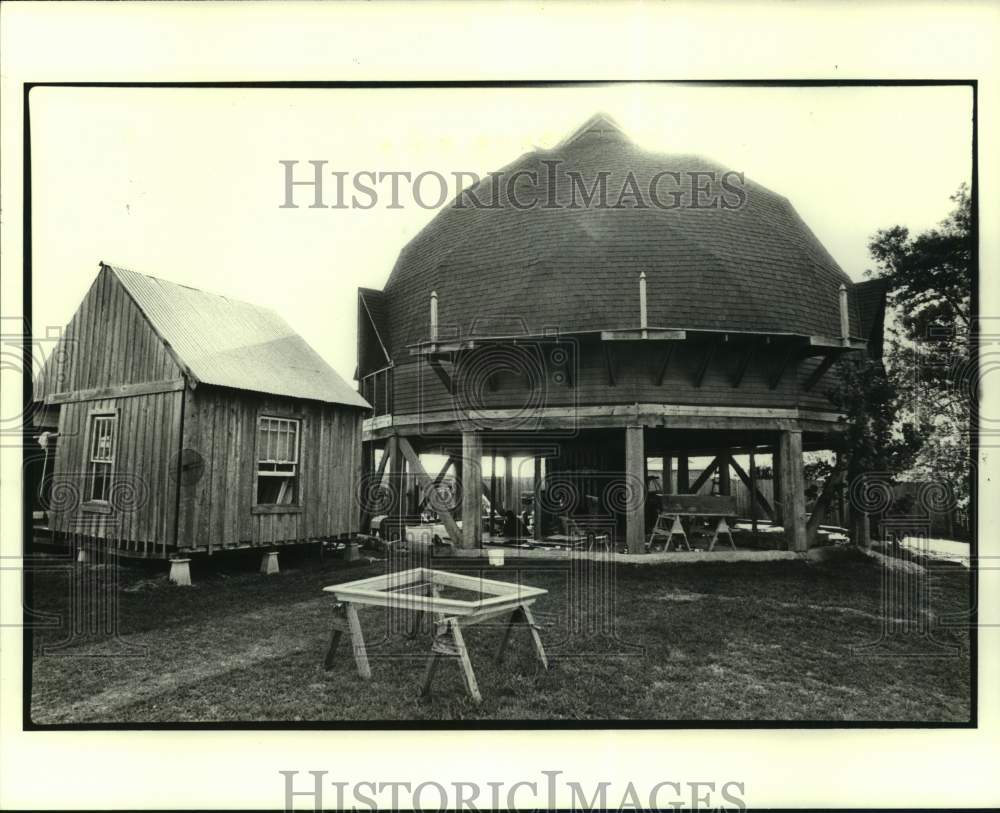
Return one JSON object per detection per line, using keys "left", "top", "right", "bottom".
{"left": 487, "top": 548, "right": 505, "bottom": 567}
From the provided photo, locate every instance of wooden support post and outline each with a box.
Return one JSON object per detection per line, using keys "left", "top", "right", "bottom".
{"left": 389, "top": 435, "right": 405, "bottom": 525}
{"left": 779, "top": 430, "right": 807, "bottom": 552}
{"left": 504, "top": 454, "right": 514, "bottom": 512}
{"left": 489, "top": 450, "right": 497, "bottom": 538}
{"left": 359, "top": 441, "right": 376, "bottom": 531}
{"left": 677, "top": 456, "right": 690, "bottom": 494}
{"left": 323, "top": 604, "right": 347, "bottom": 670}
{"left": 522, "top": 604, "right": 548, "bottom": 671}
{"left": 345, "top": 602, "right": 371, "bottom": 680}
{"left": 718, "top": 453, "right": 731, "bottom": 496}
{"left": 625, "top": 425, "right": 646, "bottom": 554}
{"left": 496, "top": 605, "right": 548, "bottom": 671}
{"left": 771, "top": 447, "right": 783, "bottom": 525}
{"left": 533, "top": 456, "right": 543, "bottom": 542}
{"left": 461, "top": 431, "right": 483, "bottom": 548}
{"left": 749, "top": 449, "right": 759, "bottom": 536}
{"left": 663, "top": 455, "right": 674, "bottom": 495}
{"left": 450, "top": 620, "right": 482, "bottom": 703}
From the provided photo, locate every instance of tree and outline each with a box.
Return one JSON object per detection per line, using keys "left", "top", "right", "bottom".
{"left": 867, "top": 184, "right": 973, "bottom": 519}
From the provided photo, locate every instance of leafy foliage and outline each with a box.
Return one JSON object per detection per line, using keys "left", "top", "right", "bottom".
{"left": 866, "top": 185, "right": 973, "bottom": 510}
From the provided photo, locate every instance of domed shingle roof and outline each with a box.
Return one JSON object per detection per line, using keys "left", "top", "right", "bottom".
{"left": 382, "top": 114, "right": 859, "bottom": 356}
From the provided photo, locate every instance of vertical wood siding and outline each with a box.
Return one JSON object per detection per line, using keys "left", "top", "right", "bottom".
{"left": 178, "top": 388, "right": 362, "bottom": 549}
{"left": 49, "top": 390, "right": 183, "bottom": 553}
{"left": 34, "top": 265, "right": 182, "bottom": 401}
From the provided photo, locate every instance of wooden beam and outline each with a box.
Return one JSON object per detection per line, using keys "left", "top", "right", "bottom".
{"left": 768, "top": 344, "right": 798, "bottom": 389}
{"left": 397, "top": 437, "right": 463, "bottom": 547}
{"left": 601, "top": 328, "right": 686, "bottom": 341}
{"left": 461, "top": 431, "right": 483, "bottom": 548}
{"left": 689, "top": 456, "right": 720, "bottom": 494}
{"left": 417, "top": 455, "right": 454, "bottom": 510}
{"left": 693, "top": 341, "right": 717, "bottom": 388}
{"left": 603, "top": 343, "right": 617, "bottom": 387}
{"left": 662, "top": 455, "right": 674, "bottom": 495}
{"left": 363, "top": 404, "right": 848, "bottom": 441}
{"left": 803, "top": 353, "right": 837, "bottom": 392}
{"left": 625, "top": 426, "right": 646, "bottom": 554}
{"left": 731, "top": 343, "right": 755, "bottom": 388}
{"left": 428, "top": 357, "right": 453, "bottom": 393}
{"left": 654, "top": 344, "right": 675, "bottom": 386}
{"left": 806, "top": 461, "right": 847, "bottom": 545}
{"left": 729, "top": 456, "right": 775, "bottom": 521}
{"left": 44, "top": 377, "right": 186, "bottom": 405}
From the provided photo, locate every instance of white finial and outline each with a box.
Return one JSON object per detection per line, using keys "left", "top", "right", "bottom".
{"left": 839, "top": 284, "right": 849, "bottom": 346}
{"left": 639, "top": 272, "right": 648, "bottom": 339}
{"left": 430, "top": 290, "right": 439, "bottom": 345}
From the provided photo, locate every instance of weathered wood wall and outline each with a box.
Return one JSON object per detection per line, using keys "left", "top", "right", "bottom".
{"left": 390, "top": 340, "right": 842, "bottom": 418}
{"left": 48, "top": 390, "right": 183, "bottom": 553}
{"left": 177, "top": 388, "right": 363, "bottom": 550}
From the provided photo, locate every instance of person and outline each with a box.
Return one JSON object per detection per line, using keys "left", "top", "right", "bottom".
{"left": 645, "top": 474, "right": 662, "bottom": 536}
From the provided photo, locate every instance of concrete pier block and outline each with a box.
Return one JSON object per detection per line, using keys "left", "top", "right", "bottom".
{"left": 169, "top": 558, "right": 192, "bottom": 586}
{"left": 260, "top": 550, "right": 280, "bottom": 575}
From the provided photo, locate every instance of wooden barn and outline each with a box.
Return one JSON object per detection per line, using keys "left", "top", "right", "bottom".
{"left": 357, "top": 114, "right": 889, "bottom": 555}
{"left": 33, "top": 263, "right": 370, "bottom": 560}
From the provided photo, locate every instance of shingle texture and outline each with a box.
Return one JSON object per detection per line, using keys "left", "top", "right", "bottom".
{"left": 381, "top": 115, "right": 861, "bottom": 357}
{"left": 108, "top": 264, "right": 370, "bottom": 408}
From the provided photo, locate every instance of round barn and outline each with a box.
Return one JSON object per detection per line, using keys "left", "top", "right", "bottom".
{"left": 356, "top": 114, "right": 887, "bottom": 554}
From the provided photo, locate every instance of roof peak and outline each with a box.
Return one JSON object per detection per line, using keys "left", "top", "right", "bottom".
{"left": 559, "top": 112, "right": 628, "bottom": 147}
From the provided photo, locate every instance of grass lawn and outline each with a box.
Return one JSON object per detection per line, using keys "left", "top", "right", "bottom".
{"left": 28, "top": 546, "right": 972, "bottom": 724}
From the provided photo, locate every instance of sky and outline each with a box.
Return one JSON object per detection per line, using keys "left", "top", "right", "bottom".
{"left": 30, "top": 83, "right": 972, "bottom": 386}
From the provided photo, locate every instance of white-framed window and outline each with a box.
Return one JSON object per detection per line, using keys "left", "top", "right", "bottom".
{"left": 87, "top": 413, "right": 116, "bottom": 502}
{"left": 256, "top": 416, "right": 300, "bottom": 505}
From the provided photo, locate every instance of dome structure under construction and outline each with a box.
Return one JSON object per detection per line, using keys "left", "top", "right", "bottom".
{"left": 356, "top": 114, "right": 888, "bottom": 555}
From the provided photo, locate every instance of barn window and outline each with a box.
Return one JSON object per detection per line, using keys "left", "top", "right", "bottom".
{"left": 87, "top": 414, "right": 116, "bottom": 502}
{"left": 256, "top": 416, "right": 300, "bottom": 505}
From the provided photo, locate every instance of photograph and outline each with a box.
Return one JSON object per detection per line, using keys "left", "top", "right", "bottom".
{"left": 20, "top": 81, "right": 976, "bottom": 727}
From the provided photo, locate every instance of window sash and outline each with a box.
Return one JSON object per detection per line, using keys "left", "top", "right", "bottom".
{"left": 257, "top": 416, "right": 300, "bottom": 465}
{"left": 90, "top": 415, "right": 116, "bottom": 463}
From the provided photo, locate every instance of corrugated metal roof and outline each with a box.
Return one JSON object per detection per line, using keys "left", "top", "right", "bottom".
{"left": 107, "top": 264, "right": 370, "bottom": 409}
